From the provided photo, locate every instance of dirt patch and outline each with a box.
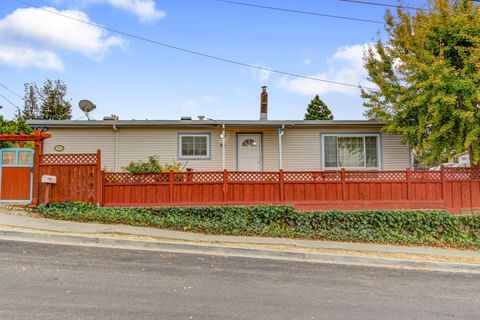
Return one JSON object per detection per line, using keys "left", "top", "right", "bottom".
{"left": 0, "top": 206, "right": 42, "bottom": 218}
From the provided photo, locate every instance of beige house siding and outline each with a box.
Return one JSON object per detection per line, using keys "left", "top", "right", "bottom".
{"left": 43, "top": 126, "right": 410, "bottom": 171}
{"left": 282, "top": 129, "right": 320, "bottom": 171}
{"left": 381, "top": 133, "right": 411, "bottom": 170}
{"left": 43, "top": 128, "right": 116, "bottom": 170}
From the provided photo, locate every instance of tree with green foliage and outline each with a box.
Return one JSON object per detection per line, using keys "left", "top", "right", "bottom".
{"left": 15, "top": 79, "right": 72, "bottom": 120}
{"left": 0, "top": 115, "right": 32, "bottom": 134}
{"left": 304, "top": 95, "right": 334, "bottom": 120}
{"left": 361, "top": 0, "right": 480, "bottom": 167}
{"left": 0, "top": 115, "right": 33, "bottom": 148}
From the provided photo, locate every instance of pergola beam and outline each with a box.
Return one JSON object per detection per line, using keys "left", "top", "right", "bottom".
{"left": 0, "top": 130, "right": 51, "bottom": 142}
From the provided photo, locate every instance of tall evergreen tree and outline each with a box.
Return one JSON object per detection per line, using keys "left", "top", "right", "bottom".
{"left": 361, "top": 0, "right": 480, "bottom": 166}
{"left": 16, "top": 83, "right": 40, "bottom": 120}
{"left": 15, "top": 79, "right": 72, "bottom": 120}
{"left": 304, "top": 95, "right": 334, "bottom": 120}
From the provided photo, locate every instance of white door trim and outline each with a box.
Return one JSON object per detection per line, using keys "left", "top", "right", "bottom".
{"left": 237, "top": 133, "right": 263, "bottom": 171}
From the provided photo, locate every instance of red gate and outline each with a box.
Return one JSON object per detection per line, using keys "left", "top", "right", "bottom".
{"left": 0, "top": 148, "right": 34, "bottom": 202}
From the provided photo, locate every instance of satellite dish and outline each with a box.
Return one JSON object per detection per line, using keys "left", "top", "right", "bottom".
{"left": 78, "top": 99, "right": 96, "bottom": 120}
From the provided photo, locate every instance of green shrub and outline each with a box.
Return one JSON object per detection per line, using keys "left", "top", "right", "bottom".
{"left": 124, "top": 156, "right": 186, "bottom": 173}
{"left": 36, "top": 202, "right": 480, "bottom": 249}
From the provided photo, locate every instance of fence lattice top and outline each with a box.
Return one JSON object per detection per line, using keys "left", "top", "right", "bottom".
{"left": 103, "top": 168, "right": 480, "bottom": 185}
{"left": 40, "top": 153, "right": 97, "bottom": 165}
{"left": 105, "top": 172, "right": 170, "bottom": 184}
{"left": 445, "top": 168, "right": 480, "bottom": 181}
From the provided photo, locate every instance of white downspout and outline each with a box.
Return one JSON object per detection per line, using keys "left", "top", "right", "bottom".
{"left": 112, "top": 123, "right": 119, "bottom": 171}
{"left": 278, "top": 125, "right": 284, "bottom": 170}
{"left": 221, "top": 124, "right": 226, "bottom": 170}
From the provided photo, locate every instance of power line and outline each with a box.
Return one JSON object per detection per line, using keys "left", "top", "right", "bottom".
{"left": 0, "top": 92, "right": 20, "bottom": 109}
{"left": 0, "top": 82, "right": 23, "bottom": 100}
{"left": 339, "top": 0, "right": 425, "bottom": 11}
{"left": 11, "top": 0, "right": 373, "bottom": 90}
{"left": 211, "top": 0, "right": 383, "bottom": 24}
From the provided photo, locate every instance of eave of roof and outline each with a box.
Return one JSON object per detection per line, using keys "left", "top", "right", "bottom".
{"left": 28, "top": 119, "right": 386, "bottom": 128}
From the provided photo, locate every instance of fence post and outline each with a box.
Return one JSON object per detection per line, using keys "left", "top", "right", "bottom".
{"left": 101, "top": 170, "right": 105, "bottom": 206}
{"left": 96, "top": 149, "right": 102, "bottom": 207}
{"left": 32, "top": 140, "right": 42, "bottom": 205}
{"left": 169, "top": 170, "right": 174, "bottom": 203}
{"left": 406, "top": 168, "right": 411, "bottom": 201}
{"left": 341, "top": 168, "right": 347, "bottom": 201}
{"left": 223, "top": 169, "right": 228, "bottom": 202}
{"left": 279, "top": 169, "right": 285, "bottom": 202}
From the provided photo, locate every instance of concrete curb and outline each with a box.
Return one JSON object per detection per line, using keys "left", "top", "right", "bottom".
{"left": 1, "top": 228, "right": 479, "bottom": 274}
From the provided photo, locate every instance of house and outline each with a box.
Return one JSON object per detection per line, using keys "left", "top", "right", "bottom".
{"left": 28, "top": 87, "right": 411, "bottom": 172}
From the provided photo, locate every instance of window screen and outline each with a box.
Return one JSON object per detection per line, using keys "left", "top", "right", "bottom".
{"left": 323, "top": 135, "right": 378, "bottom": 169}
{"left": 180, "top": 135, "right": 209, "bottom": 158}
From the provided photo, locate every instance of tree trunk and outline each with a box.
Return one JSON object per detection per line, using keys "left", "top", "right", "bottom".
{"left": 468, "top": 144, "right": 480, "bottom": 168}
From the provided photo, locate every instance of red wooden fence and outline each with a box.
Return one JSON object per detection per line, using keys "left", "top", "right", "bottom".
{"left": 38, "top": 151, "right": 101, "bottom": 204}
{"left": 34, "top": 151, "right": 479, "bottom": 213}
{"left": 101, "top": 167, "right": 480, "bottom": 214}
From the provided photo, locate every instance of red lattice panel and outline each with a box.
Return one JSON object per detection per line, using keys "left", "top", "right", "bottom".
{"left": 40, "top": 153, "right": 97, "bottom": 165}
{"left": 410, "top": 171, "right": 441, "bottom": 181}
{"left": 105, "top": 172, "right": 169, "bottom": 184}
{"left": 284, "top": 171, "right": 341, "bottom": 183}
{"left": 346, "top": 171, "right": 406, "bottom": 182}
{"left": 179, "top": 171, "right": 223, "bottom": 183}
{"left": 445, "top": 168, "right": 480, "bottom": 181}
{"left": 229, "top": 171, "right": 279, "bottom": 183}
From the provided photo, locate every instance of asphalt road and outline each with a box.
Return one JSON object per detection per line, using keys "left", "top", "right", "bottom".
{"left": 0, "top": 240, "right": 479, "bottom": 320}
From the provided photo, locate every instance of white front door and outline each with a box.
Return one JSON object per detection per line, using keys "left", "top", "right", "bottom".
{"left": 237, "top": 134, "right": 262, "bottom": 171}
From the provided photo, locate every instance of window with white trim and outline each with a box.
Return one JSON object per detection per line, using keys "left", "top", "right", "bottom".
{"left": 323, "top": 134, "right": 380, "bottom": 169}
{"left": 179, "top": 134, "right": 210, "bottom": 159}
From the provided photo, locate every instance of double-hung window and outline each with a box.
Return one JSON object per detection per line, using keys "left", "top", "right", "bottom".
{"left": 323, "top": 134, "right": 380, "bottom": 169}
{"left": 179, "top": 133, "right": 210, "bottom": 159}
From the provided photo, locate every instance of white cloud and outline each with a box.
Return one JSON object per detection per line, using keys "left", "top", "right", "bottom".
{"left": 0, "top": 45, "right": 64, "bottom": 71}
{"left": 258, "top": 69, "right": 271, "bottom": 84}
{"left": 0, "top": 6, "right": 124, "bottom": 62}
{"left": 85, "top": 0, "right": 165, "bottom": 23}
{"left": 303, "top": 58, "right": 311, "bottom": 66}
{"left": 279, "top": 43, "right": 372, "bottom": 96}
{"left": 0, "top": 6, "right": 124, "bottom": 71}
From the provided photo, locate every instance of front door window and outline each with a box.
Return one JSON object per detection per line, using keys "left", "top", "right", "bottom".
{"left": 238, "top": 134, "right": 262, "bottom": 171}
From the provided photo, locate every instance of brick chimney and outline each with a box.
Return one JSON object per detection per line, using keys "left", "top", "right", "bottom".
{"left": 260, "top": 86, "right": 268, "bottom": 120}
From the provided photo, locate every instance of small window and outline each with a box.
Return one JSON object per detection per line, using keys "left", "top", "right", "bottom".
{"left": 18, "top": 151, "right": 32, "bottom": 165}
{"left": 179, "top": 134, "right": 210, "bottom": 159}
{"left": 2, "top": 151, "right": 15, "bottom": 165}
{"left": 323, "top": 135, "right": 379, "bottom": 169}
{"left": 242, "top": 138, "right": 257, "bottom": 147}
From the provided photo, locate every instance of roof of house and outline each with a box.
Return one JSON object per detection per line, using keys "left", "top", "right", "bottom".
{"left": 28, "top": 119, "right": 386, "bottom": 128}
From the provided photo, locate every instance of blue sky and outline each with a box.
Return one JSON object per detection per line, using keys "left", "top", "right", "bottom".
{"left": 0, "top": 0, "right": 426, "bottom": 121}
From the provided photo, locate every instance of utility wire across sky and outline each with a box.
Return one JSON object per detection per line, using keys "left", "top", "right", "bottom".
{"left": 339, "top": 0, "right": 424, "bottom": 11}
{"left": 0, "top": 92, "right": 20, "bottom": 109}
{"left": 0, "top": 82, "right": 23, "bottom": 100}
{"left": 210, "top": 0, "right": 383, "bottom": 24}
{"left": 11, "top": 0, "right": 375, "bottom": 91}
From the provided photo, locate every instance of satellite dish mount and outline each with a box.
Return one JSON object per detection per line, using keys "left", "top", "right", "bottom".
{"left": 79, "top": 100, "right": 96, "bottom": 120}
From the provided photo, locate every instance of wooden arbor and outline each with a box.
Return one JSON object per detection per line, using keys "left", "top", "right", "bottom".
{"left": 0, "top": 130, "right": 51, "bottom": 204}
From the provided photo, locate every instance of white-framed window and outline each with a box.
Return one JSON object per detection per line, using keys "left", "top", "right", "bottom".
{"left": 178, "top": 133, "right": 210, "bottom": 159}
{"left": 322, "top": 134, "right": 380, "bottom": 169}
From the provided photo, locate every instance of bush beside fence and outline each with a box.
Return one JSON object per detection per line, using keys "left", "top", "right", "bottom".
{"left": 38, "top": 202, "right": 480, "bottom": 249}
